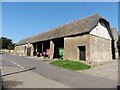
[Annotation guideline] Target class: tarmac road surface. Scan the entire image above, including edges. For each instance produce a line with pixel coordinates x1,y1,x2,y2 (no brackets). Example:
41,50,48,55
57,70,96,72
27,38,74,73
2,54,118,88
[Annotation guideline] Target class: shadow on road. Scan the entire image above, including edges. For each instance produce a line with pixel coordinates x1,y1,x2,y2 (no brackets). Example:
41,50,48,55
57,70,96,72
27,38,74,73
2,80,23,88
2,67,36,77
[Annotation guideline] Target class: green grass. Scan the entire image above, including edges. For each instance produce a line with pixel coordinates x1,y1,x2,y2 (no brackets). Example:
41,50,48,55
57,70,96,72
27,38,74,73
50,60,91,70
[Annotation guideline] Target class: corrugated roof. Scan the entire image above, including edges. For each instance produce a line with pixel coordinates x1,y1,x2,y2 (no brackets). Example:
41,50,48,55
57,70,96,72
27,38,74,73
16,14,111,46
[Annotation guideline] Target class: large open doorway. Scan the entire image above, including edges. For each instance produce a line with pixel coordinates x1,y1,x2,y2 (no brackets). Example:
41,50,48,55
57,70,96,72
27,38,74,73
78,46,86,61
53,38,64,59
33,41,50,57
43,41,50,57
33,42,42,56
112,40,116,59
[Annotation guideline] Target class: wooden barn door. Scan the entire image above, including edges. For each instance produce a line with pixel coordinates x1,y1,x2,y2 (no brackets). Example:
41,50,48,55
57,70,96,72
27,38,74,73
78,46,86,61
27,47,31,56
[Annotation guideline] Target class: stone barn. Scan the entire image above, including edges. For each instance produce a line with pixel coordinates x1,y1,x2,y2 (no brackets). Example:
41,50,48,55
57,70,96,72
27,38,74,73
14,14,119,63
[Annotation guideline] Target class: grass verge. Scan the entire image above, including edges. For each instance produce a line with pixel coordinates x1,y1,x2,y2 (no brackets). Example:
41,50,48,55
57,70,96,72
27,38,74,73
50,60,91,70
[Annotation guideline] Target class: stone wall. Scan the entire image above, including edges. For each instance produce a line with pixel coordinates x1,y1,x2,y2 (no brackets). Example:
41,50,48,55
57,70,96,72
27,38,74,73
89,35,112,62
14,43,34,56
64,34,90,61
14,46,26,56
14,34,113,62
63,34,112,62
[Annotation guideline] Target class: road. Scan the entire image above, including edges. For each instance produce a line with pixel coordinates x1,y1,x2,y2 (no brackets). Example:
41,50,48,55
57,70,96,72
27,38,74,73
2,54,118,88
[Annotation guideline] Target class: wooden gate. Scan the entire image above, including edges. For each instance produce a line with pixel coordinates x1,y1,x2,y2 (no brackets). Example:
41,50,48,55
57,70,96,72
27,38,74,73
78,46,86,61
27,47,31,56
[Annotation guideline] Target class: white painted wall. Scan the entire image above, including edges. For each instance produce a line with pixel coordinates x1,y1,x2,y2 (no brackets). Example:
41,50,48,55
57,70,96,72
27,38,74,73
90,22,111,40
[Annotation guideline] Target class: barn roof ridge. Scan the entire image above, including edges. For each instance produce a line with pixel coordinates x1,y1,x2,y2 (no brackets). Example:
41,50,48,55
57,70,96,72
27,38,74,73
16,14,110,46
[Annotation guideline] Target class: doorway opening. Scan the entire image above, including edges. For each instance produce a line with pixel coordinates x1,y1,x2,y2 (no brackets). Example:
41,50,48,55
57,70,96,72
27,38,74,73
112,40,116,59
33,42,42,56
27,47,31,56
53,38,64,59
33,41,50,57
78,46,86,61
43,41,50,57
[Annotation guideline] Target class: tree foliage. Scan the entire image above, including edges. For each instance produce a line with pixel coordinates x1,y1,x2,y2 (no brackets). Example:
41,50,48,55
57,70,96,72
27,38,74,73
0,37,15,50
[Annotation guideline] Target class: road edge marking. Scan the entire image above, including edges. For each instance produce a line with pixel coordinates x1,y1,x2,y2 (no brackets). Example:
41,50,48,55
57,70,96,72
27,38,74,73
11,61,25,69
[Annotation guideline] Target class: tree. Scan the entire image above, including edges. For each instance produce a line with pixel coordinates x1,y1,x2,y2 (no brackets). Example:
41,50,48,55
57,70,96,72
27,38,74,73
8,44,14,50
0,37,15,50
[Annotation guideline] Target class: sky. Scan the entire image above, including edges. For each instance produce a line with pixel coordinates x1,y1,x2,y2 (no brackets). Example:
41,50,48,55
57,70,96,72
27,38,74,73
2,2,119,43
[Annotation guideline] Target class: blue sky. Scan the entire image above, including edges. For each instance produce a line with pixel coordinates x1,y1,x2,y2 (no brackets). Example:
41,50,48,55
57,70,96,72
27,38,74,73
2,2,118,43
